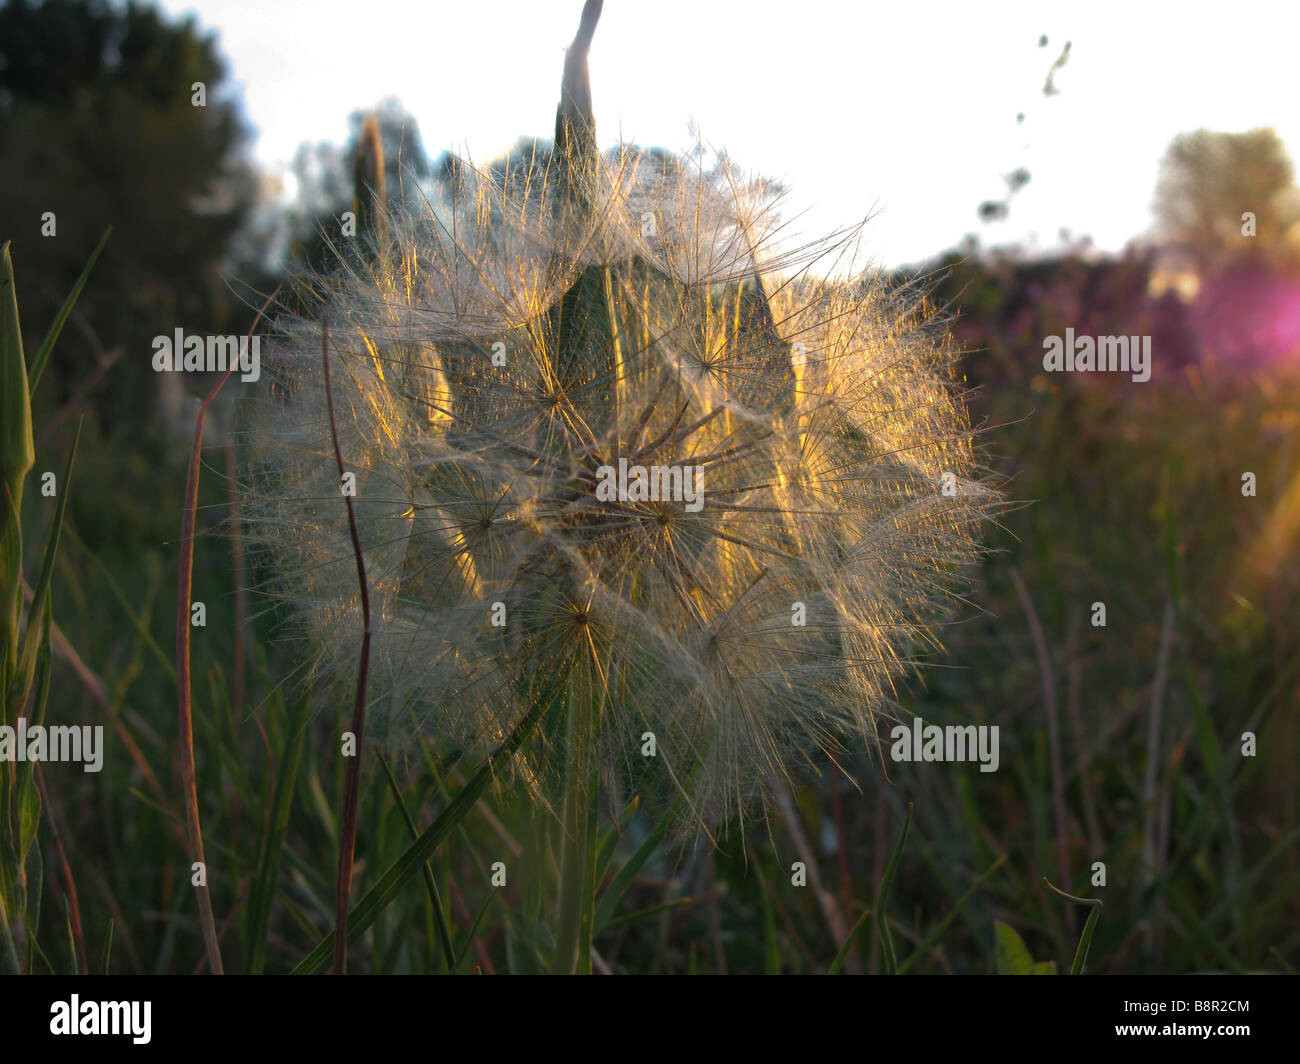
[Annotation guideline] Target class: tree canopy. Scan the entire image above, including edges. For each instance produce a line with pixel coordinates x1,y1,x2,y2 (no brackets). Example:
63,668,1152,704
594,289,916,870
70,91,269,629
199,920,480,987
0,0,257,422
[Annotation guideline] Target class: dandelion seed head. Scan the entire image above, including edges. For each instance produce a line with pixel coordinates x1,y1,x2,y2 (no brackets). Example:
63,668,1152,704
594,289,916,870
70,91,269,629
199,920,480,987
242,128,999,832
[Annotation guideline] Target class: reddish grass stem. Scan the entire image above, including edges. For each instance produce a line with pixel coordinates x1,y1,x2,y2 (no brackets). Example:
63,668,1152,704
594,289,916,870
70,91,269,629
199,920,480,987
176,288,278,977
320,309,373,975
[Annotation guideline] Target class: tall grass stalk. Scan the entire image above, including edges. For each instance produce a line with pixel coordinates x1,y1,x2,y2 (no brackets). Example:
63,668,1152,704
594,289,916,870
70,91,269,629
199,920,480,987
176,288,277,975
1,238,102,973
320,309,374,976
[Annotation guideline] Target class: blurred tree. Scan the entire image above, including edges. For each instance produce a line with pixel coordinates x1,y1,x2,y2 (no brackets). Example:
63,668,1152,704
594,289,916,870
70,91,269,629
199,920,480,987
286,97,431,274
0,0,257,426
1154,128,1300,273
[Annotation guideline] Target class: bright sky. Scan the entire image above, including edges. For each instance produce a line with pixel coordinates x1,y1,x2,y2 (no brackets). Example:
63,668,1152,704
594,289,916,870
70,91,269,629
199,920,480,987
156,0,1300,269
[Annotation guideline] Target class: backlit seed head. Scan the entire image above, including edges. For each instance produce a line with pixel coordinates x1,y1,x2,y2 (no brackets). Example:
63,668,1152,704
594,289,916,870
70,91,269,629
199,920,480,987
240,13,1000,833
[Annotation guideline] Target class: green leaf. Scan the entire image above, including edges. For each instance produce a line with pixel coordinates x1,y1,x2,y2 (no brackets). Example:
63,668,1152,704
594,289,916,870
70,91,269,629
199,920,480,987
875,802,912,975
61,892,77,974
827,908,871,976
12,420,80,710
291,680,558,975
829,802,913,975
593,822,622,892
375,744,455,974
245,706,308,974
1069,906,1101,975
593,791,684,934
594,794,639,890
22,837,41,974
453,892,496,972
28,228,111,394
16,777,41,867
100,919,115,975
0,243,32,691
22,923,50,974
602,897,693,931
1041,876,1103,975
66,529,175,682
994,921,1037,975
0,243,34,492
897,853,1007,974
0,890,19,974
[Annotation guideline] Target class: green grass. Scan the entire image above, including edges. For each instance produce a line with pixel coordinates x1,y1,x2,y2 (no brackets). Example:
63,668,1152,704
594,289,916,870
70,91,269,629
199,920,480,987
6,236,1298,974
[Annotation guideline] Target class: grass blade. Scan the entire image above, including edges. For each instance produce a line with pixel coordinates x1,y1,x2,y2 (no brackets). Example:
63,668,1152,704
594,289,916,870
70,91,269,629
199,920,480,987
12,420,81,709
898,853,1006,974
291,679,560,975
827,908,872,976
1042,876,1103,975
603,897,694,932
829,802,913,975
1,241,33,690
875,802,913,974
375,745,456,973
593,791,684,934
245,707,308,974
100,919,115,974
453,891,496,972
28,227,111,394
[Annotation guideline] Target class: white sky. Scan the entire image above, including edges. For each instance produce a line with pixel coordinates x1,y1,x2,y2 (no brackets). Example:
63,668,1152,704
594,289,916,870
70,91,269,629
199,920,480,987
157,0,1300,269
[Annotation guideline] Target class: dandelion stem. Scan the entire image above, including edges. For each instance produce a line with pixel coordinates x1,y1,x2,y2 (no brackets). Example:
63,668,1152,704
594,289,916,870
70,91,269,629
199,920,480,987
322,306,374,976
553,645,604,974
